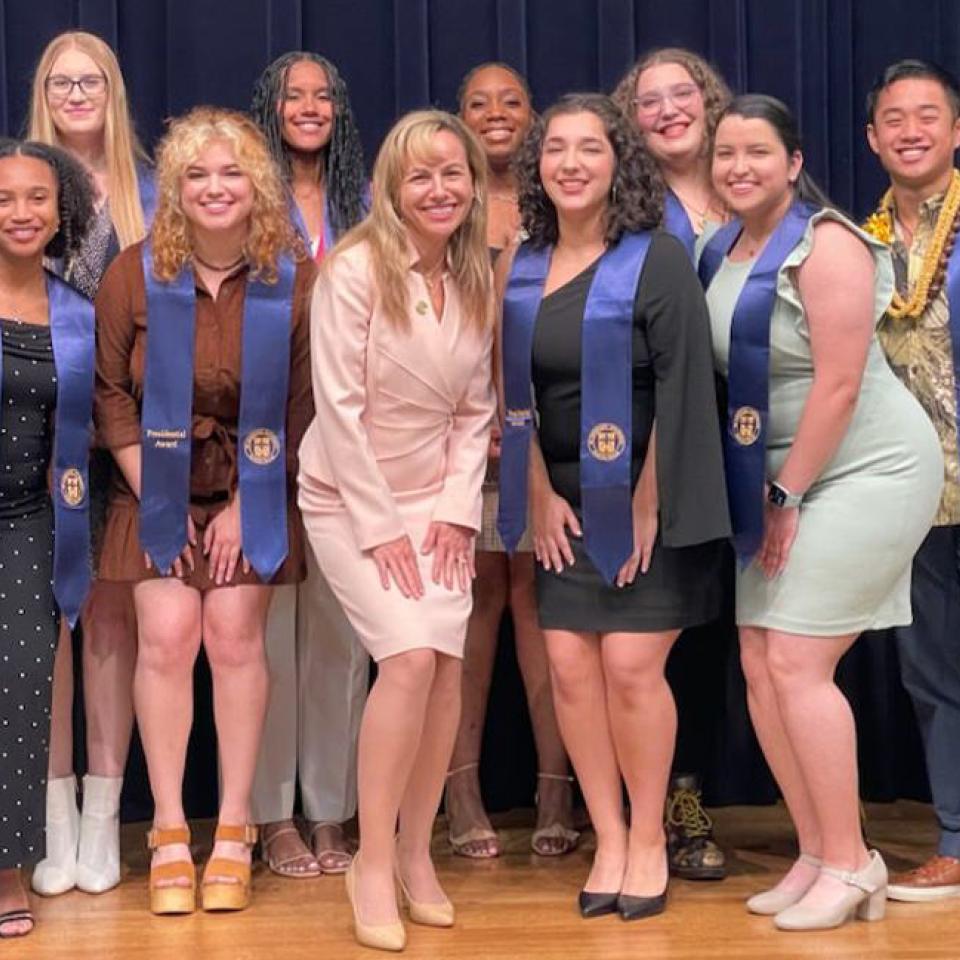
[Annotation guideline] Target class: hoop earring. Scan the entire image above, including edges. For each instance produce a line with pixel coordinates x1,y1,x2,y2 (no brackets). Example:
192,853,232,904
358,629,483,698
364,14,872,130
611,183,619,204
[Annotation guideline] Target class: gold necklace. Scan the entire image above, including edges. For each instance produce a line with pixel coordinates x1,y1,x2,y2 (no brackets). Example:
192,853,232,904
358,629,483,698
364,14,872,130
862,169,960,320
420,264,444,291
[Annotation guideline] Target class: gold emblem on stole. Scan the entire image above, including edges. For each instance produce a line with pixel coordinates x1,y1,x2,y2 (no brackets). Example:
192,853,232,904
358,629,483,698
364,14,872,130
243,428,281,466
59,468,86,507
587,422,626,462
730,406,761,446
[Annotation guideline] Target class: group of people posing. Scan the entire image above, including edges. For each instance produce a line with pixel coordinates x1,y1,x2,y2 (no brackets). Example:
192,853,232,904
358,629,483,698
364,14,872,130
0,27,958,953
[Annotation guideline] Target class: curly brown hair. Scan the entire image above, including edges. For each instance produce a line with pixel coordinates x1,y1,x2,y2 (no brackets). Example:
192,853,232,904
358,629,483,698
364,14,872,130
612,47,731,151
151,106,303,282
515,93,663,247
0,138,93,261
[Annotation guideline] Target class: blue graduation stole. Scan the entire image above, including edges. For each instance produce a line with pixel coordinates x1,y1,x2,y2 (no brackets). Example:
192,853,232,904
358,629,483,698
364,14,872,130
699,201,817,560
136,166,158,227
497,232,652,583
139,246,296,579
289,195,335,256
663,190,697,262
0,273,94,625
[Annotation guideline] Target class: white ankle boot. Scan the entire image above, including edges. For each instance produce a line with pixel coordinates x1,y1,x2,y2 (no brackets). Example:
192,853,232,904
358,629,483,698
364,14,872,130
31,775,79,896
76,775,123,894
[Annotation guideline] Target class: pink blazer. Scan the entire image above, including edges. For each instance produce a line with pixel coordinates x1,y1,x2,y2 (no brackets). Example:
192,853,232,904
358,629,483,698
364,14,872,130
298,239,495,552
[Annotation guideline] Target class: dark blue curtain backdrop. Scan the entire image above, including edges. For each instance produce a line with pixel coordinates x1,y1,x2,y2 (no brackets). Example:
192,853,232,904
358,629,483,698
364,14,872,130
1,0,945,817
4,0,960,216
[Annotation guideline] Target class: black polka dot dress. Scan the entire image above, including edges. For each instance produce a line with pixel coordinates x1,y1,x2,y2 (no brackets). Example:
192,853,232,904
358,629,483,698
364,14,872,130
0,317,58,869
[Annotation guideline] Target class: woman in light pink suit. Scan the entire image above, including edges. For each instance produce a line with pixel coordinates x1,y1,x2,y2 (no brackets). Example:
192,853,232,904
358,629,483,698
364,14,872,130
298,110,494,952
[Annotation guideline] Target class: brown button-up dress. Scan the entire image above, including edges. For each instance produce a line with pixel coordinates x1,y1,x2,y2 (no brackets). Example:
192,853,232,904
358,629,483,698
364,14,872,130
94,241,315,588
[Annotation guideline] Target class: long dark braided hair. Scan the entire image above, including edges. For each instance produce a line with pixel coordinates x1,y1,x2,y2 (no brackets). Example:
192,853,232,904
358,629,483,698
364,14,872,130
0,138,93,262
250,51,366,241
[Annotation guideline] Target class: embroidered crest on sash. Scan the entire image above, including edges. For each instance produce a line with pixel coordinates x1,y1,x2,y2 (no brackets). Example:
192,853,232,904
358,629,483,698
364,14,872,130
243,428,281,466
587,422,627,461
730,406,761,446
59,467,86,507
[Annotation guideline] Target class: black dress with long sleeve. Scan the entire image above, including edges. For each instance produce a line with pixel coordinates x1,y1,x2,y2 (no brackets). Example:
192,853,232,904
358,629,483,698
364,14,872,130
0,318,59,868
531,232,730,631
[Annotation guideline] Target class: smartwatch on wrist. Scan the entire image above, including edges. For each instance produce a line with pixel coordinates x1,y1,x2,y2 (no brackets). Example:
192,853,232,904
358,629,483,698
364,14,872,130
767,480,802,509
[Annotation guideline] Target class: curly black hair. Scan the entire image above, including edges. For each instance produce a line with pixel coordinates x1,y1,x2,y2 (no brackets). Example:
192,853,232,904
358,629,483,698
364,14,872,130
250,51,366,240
0,138,93,261
515,93,663,247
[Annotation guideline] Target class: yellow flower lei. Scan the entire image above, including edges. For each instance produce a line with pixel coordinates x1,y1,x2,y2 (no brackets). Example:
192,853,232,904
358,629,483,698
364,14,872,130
862,169,960,320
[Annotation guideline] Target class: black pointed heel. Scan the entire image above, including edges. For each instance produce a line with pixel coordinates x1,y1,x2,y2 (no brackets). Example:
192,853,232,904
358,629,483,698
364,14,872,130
578,890,619,918
617,888,667,921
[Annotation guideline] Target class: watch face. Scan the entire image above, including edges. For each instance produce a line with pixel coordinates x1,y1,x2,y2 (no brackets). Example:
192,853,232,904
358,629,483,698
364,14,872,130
768,484,787,507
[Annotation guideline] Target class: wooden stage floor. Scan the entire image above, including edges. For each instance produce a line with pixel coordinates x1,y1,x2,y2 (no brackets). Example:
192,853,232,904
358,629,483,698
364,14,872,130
17,801,959,959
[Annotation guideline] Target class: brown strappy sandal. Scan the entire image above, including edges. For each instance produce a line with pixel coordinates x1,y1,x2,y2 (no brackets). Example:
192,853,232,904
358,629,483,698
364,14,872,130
147,825,195,915
201,824,258,912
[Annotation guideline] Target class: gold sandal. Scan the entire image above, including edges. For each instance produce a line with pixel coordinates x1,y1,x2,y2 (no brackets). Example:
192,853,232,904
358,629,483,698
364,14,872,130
445,762,500,859
309,821,353,875
531,773,580,857
201,824,258,912
261,821,321,879
147,825,195,915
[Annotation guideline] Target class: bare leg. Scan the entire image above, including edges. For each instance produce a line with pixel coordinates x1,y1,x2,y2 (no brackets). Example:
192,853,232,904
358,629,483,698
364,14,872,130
766,629,868,909
602,630,678,896
354,649,437,926
445,552,507,857
133,579,202,886
202,585,273,881
32,620,78,894
82,582,137,777
0,869,32,937
397,654,462,902
47,621,73,780
510,554,573,853
544,628,627,893
740,626,823,896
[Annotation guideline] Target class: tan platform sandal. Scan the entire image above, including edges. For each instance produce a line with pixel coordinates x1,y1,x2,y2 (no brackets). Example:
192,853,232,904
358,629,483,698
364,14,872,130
531,773,580,857
445,762,500,859
147,825,195,915
201,824,258,912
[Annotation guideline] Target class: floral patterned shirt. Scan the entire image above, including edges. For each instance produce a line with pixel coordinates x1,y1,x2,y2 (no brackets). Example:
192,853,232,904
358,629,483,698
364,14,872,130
877,189,959,526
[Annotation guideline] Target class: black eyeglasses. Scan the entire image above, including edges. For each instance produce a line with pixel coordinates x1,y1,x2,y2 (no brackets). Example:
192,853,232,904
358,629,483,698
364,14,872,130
45,74,107,100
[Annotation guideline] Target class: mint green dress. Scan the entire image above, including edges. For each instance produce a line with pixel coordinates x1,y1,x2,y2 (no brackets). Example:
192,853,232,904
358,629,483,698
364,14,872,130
705,209,943,636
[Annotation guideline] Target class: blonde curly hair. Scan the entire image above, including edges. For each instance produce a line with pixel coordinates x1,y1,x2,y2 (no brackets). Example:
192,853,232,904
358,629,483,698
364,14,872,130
612,47,731,152
150,106,302,282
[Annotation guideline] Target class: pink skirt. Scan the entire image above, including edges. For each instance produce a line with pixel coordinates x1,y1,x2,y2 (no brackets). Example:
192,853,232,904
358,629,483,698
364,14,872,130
301,496,472,662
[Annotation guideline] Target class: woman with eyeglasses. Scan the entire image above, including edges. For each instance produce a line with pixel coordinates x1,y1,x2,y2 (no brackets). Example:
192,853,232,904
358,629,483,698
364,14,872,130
26,30,154,898
612,47,732,883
